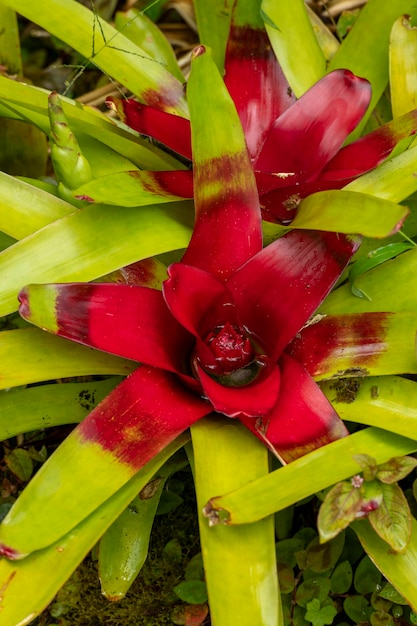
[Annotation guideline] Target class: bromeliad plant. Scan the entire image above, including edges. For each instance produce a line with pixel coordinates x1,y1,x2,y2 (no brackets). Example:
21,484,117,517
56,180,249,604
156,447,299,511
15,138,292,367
2,0,417,624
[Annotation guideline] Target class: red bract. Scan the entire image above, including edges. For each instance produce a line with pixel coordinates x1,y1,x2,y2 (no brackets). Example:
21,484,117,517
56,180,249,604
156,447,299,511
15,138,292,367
1,45,374,559
18,48,361,464
18,234,358,464
110,18,417,224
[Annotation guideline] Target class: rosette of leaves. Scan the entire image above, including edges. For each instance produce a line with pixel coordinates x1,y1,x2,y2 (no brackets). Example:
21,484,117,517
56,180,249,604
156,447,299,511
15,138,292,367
0,1,417,625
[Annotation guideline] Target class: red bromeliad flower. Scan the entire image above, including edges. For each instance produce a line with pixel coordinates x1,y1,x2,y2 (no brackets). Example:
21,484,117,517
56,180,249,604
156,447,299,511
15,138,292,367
16,48,358,473
108,14,417,224
2,45,407,560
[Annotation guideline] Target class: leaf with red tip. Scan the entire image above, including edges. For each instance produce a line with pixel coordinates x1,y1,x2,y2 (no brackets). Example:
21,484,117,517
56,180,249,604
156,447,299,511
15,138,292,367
110,98,192,161
19,283,193,375
224,12,294,159
321,109,417,180
227,230,359,361
74,169,193,206
240,353,348,463
0,366,210,556
114,257,168,289
181,46,262,279
254,70,371,182
288,312,417,380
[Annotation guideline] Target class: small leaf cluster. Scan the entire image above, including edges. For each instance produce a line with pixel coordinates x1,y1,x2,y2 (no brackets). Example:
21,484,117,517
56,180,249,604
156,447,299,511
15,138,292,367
277,524,414,625
318,455,417,552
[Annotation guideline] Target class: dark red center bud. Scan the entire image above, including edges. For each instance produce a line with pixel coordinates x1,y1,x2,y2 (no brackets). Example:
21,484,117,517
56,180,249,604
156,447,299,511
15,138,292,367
204,322,254,375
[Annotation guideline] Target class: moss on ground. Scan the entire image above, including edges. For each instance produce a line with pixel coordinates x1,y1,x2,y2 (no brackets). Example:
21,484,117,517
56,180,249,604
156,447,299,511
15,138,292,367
33,469,205,626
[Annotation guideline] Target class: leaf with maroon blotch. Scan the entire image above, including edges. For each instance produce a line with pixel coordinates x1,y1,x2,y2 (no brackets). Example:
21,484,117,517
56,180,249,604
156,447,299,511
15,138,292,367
318,481,364,543
368,482,412,552
376,456,417,484
73,169,193,207
181,46,262,279
288,312,417,380
0,366,211,557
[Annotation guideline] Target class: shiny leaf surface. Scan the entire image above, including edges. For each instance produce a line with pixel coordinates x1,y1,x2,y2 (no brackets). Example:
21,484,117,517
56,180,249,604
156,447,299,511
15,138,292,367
0,201,193,317
203,429,417,525
0,367,209,557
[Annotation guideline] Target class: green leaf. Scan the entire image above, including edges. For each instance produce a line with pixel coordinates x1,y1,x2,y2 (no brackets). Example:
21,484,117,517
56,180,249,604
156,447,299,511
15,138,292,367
368,482,412,552
305,312,417,382
348,243,414,301
376,456,417,484
0,5,22,74
0,329,133,390
193,0,233,71
277,562,295,594
260,0,325,96
320,376,417,442
318,482,363,543
343,595,372,623
389,15,417,118
378,583,408,605
174,580,208,605
370,610,395,626
306,6,339,62
354,555,382,594
354,518,417,611
185,553,205,581
304,533,345,573
329,0,417,138
190,417,281,626
115,8,183,81
321,247,417,315
276,537,305,569
289,191,409,238
99,453,186,600
304,598,337,626
353,454,378,480
0,171,74,240
0,378,121,441
163,538,182,563
204,428,417,525
0,201,193,317
0,75,183,172
4,449,33,482
330,561,353,595
73,170,188,207
361,479,384,511
0,0,187,114
295,577,331,609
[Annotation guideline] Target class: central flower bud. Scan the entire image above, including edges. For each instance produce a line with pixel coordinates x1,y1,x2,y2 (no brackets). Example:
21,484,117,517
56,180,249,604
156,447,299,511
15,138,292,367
192,322,270,388
205,322,254,375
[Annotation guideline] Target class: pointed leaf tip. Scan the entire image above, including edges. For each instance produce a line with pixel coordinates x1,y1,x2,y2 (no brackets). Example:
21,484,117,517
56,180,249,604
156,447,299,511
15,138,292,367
0,543,24,560
192,45,207,60
17,287,29,319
